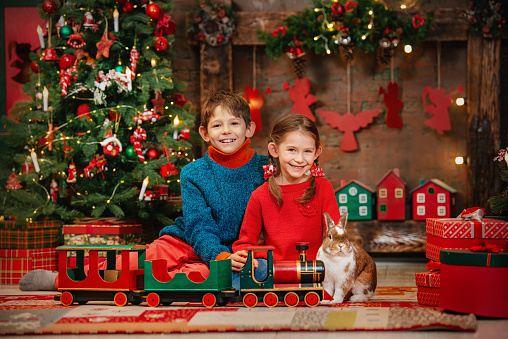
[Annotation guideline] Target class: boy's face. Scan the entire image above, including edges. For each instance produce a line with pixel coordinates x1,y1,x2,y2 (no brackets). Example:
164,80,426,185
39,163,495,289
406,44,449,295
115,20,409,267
199,105,255,154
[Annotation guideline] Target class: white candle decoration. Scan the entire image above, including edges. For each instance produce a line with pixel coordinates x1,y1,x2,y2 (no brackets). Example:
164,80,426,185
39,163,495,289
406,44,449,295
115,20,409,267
31,150,40,173
126,67,132,91
138,176,149,201
37,25,45,49
113,9,119,33
43,87,49,111
173,115,179,139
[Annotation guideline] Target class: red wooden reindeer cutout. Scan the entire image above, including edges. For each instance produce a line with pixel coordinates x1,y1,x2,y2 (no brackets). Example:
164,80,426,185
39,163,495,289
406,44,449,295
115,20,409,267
283,77,318,121
244,86,271,134
422,84,463,134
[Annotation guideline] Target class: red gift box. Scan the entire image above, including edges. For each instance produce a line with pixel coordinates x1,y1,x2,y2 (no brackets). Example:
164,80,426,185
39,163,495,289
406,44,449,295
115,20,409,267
417,286,440,307
440,249,508,318
0,248,58,284
415,270,441,288
415,270,441,307
63,223,142,235
426,234,507,261
0,220,62,249
426,218,508,239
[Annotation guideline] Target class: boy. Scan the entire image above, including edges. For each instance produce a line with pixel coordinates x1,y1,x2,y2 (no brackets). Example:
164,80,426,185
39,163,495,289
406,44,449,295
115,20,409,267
20,90,267,290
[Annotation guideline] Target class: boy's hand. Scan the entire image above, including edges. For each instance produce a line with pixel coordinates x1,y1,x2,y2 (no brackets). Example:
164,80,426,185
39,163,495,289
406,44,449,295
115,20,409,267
229,250,258,272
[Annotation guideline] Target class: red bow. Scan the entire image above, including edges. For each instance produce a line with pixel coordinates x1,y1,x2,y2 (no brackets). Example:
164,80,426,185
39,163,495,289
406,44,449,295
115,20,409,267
345,1,358,12
412,15,425,29
459,207,484,222
470,241,500,253
309,164,325,177
331,2,343,15
272,26,286,38
263,165,277,179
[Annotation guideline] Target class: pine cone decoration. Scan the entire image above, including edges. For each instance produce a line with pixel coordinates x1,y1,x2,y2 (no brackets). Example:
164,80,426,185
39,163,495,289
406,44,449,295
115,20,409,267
287,53,307,79
339,44,356,63
376,45,393,66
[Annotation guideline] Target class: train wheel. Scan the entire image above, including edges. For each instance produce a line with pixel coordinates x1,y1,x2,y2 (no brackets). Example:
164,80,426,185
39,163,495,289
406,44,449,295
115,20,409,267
114,292,128,307
243,293,258,308
202,293,217,308
60,291,74,306
304,292,320,307
146,292,160,307
284,292,299,307
263,292,278,308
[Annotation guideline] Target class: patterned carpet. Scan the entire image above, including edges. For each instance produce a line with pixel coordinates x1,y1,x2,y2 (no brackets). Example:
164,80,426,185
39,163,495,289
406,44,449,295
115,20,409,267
0,287,476,335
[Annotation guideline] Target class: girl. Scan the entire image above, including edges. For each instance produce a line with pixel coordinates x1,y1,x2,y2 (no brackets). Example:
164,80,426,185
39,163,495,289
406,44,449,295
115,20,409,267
232,113,341,273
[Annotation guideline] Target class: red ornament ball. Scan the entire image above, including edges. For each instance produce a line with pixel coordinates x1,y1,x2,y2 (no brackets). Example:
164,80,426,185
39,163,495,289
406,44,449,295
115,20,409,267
123,2,134,13
77,103,91,118
147,148,160,159
42,0,57,14
59,54,76,69
30,61,40,73
145,2,163,20
159,19,176,36
154,36,168,51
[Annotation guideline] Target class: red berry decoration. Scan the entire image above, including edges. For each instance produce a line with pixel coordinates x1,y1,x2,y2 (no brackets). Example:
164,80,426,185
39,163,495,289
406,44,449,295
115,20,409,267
146,3,163,21
147,148,160,160
154,36,168,51
123,2,134,13
42,0,57,14
59,54,76,69
30,61,40,73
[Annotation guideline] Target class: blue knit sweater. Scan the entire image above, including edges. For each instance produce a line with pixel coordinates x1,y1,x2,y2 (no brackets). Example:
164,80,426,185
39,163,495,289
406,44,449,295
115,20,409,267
159,151,268,264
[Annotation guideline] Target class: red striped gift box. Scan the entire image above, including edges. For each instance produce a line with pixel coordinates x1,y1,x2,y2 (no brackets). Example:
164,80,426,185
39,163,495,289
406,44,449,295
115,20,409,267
0,248,58,284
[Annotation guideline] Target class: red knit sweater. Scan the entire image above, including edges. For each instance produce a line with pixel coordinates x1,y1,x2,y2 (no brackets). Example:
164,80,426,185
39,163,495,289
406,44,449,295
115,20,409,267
233,178,341,262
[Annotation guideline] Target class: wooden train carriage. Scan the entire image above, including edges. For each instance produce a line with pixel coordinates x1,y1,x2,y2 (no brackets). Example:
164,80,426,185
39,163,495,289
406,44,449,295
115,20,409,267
55,244,148,306
142,258,236,307
240,246,324,308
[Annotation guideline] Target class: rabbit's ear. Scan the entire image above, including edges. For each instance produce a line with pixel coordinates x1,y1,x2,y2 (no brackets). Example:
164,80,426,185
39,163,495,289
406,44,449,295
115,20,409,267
338,213,348,230
324,212,336,230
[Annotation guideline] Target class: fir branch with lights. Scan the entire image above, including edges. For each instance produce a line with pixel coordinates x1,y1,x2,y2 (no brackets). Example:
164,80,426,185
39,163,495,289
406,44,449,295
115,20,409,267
488,148,508,216
259,0,431,59
463,0,507,38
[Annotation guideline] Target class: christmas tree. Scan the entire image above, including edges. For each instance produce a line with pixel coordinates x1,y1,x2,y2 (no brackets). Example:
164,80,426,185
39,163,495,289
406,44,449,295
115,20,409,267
488,148,508,216
0,0,198,236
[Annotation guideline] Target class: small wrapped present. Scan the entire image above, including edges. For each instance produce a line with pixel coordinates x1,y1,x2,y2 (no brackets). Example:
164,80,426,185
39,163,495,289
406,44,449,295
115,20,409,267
415,270,441,306
440,249,508,318
0,248,58,284
0,220,62,249
63,221,142,235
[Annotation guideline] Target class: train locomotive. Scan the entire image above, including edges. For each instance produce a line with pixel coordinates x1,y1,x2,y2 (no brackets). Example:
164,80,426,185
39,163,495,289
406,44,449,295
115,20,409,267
55,242,325,308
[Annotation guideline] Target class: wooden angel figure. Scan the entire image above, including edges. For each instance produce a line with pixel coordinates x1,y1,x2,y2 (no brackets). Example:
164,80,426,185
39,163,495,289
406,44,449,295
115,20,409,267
422,84,463,134
283,77,317,121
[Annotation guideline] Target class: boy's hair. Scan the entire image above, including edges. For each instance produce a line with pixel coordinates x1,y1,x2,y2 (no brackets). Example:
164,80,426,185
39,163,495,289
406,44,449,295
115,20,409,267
268,114,322,207
201,90,251,128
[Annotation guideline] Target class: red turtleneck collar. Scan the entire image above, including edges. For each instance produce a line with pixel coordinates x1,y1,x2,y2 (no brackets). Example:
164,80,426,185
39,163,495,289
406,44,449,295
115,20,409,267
208,138,255,169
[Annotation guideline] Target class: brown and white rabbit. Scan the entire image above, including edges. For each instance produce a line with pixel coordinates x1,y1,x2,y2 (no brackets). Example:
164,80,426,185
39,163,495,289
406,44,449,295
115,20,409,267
317,212,377,304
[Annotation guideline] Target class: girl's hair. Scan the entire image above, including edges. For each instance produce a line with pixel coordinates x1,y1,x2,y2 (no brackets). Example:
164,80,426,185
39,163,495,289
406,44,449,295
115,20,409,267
268,114,321,207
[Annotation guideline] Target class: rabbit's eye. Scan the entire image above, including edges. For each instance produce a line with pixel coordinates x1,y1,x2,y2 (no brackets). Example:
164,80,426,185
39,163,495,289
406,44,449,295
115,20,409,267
328,235,332,239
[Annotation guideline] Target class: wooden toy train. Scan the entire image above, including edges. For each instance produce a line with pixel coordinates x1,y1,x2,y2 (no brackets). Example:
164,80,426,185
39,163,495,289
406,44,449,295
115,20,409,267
54,242,325,308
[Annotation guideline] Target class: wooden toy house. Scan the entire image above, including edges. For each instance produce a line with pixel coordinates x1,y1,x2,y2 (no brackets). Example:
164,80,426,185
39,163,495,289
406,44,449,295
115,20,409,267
411,179,457,220
335,179,375,220
376,169,407,220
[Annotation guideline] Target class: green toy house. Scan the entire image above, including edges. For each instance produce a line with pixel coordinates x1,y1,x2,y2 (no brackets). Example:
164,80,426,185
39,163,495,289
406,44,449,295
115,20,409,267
335,180,375,220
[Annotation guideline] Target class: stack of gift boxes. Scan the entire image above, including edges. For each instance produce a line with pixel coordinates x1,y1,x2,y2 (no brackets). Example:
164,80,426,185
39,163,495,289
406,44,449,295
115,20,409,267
0,220,61,284
62,220,143,267
416,214,508,318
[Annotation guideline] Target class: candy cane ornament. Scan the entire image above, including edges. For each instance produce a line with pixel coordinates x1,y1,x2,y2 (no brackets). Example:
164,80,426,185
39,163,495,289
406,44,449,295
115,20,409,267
130,127,146,161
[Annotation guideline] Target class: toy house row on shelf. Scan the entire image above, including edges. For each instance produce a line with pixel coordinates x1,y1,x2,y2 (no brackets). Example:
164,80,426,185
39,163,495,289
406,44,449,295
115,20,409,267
334,169,457,221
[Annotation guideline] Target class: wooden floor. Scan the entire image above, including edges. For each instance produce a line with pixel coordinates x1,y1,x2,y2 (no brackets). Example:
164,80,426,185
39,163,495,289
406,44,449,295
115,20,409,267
2,258,507,339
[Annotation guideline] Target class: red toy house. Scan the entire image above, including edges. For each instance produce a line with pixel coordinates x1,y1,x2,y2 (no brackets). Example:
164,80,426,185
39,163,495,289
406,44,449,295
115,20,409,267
376,168,407,220
411,179,456,220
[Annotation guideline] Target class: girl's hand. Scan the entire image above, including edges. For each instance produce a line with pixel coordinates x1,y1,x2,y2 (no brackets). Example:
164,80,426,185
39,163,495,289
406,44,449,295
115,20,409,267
229,250,256,272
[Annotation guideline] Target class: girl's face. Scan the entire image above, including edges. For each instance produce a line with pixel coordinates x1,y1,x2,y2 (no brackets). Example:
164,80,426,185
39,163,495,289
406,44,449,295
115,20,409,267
268,130,322,185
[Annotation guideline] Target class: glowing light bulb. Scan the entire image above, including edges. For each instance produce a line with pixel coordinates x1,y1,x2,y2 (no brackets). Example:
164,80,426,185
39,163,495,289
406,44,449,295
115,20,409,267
455,157,464,165
404,45,412,53
456,97,465,106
